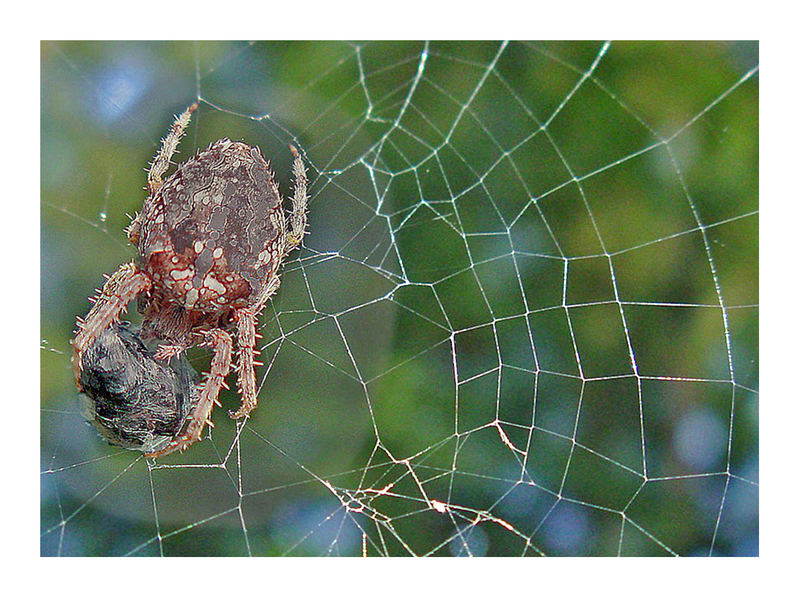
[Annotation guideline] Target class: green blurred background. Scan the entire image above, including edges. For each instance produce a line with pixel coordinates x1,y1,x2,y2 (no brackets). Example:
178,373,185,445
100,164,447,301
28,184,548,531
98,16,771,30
41,41,758,556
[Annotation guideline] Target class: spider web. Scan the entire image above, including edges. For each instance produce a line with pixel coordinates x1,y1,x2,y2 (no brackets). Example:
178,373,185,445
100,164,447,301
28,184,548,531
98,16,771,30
41,40,759,557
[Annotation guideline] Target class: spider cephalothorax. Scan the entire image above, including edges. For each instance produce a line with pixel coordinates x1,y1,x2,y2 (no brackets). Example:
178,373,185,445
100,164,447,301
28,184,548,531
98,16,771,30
71,103,309,457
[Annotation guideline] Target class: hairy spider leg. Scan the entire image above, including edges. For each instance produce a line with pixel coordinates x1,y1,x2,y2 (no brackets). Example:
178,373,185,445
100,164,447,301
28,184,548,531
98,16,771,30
286,144,309,253
230,307,260,419
127,103,199,246
230,276,280,419
72,262,152,388
146,329,233,458
147,102,198,195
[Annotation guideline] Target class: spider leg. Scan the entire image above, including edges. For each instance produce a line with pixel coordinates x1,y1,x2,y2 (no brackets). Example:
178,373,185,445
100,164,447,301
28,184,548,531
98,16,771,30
153,343,187,361
229,274,281,419
230,306,263,419
285,144,309,253
146,329,233,458
72,262,151,389
147,102,198,195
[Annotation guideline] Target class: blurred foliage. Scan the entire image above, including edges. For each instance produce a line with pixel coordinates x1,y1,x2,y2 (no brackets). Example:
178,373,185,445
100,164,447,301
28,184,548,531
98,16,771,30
41,41,757,556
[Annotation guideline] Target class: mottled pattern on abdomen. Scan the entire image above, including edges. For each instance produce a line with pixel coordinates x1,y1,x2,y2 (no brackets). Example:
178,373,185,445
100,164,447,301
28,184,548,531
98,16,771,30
138,139,286,313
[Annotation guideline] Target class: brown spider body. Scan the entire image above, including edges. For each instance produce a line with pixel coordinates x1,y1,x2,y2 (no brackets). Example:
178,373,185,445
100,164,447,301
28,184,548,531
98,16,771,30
71,104,309,458
130,138,286,347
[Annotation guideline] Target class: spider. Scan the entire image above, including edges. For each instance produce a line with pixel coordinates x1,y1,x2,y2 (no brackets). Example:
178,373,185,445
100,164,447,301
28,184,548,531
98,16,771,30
71,103,309,458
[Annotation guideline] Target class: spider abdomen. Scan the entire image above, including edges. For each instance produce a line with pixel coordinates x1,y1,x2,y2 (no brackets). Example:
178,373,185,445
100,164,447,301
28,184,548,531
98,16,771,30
138,139,286,315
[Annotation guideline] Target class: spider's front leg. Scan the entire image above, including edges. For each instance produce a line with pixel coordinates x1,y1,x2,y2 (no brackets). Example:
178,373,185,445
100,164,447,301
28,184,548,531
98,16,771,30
285,144,309,253
146,329,233,458
147,102,198,195
72,262,151,389
127,104,199,244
